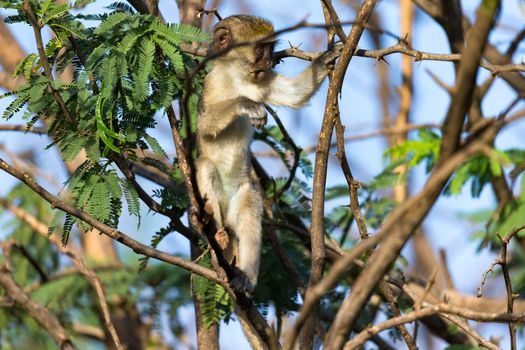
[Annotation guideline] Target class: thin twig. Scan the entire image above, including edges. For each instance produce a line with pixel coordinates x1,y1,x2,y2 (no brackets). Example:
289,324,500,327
21,0,77,128
438,249,455,290
113,156,200,244
344,303,511,350
0,199,123,349
377,281,417,350
478,224,525,350
0,157,222,284
415,268,437,310
272,41,525,74
440,313,500,350
265,106,302,199
196,7,222,21
0,125,47,134
320,0,348,43
0,241,77,350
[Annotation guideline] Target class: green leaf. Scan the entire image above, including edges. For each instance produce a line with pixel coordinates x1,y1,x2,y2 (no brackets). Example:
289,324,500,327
102,171,122,199
150,21,210,45
99,55,118,97
85,44,107,71
121,179,141,223
13,53,38,79
144,134,167,158
95,95,124,153
2,93,29,120
448,163,470,195
93,12,130,35
42,3,69,24
89,181,111,223
132,37,155,101
61,213,75,246
61,137,84,162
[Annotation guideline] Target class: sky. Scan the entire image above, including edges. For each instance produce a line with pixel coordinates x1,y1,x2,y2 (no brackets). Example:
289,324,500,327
1,0,525,349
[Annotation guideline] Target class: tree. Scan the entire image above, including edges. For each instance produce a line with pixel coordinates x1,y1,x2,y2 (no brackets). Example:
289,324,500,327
0,0,524,349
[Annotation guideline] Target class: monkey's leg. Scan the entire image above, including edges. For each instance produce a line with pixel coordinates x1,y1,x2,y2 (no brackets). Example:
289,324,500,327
195,156,224,228
226,182,263,293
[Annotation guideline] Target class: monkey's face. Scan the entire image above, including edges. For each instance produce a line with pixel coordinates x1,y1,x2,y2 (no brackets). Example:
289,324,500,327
249,42,275,81
211,15,276,81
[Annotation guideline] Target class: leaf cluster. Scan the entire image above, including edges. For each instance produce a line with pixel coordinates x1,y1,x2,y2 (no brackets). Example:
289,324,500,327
1,1,209,240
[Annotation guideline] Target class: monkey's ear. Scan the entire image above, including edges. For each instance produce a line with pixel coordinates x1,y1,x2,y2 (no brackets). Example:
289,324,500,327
212,27,232,52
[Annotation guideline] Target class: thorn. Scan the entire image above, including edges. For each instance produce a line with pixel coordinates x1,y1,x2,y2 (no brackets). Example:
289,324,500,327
376,56,390,66
288,40,302,50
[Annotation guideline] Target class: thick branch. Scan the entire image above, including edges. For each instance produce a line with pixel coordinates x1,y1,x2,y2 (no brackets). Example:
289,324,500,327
300,1,379,348
0,21,26,73
0,251,76,350
0,124,47,134
344,303,520,350
439,0,500,161
0,157,221,285
0,199,124,349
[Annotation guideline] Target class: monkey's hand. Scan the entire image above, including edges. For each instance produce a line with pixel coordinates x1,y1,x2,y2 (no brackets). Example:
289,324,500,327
317,42,343,68
243,101,267,129
250,113,267,129
230,267,256,294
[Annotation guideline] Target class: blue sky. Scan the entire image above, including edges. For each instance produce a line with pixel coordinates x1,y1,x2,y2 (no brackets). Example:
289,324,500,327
1,0,524,348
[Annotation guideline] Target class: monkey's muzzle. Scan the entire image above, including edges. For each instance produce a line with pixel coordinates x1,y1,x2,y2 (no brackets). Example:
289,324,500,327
250,69,268,81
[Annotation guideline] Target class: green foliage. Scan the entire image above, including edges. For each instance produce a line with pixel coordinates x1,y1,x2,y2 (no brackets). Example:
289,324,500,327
446,149,510,197
13,53,38,79
270,178,312,219
254,228,308,314
0,181,193,347
1,1,208,236
255,125,313,181
138,223,176,270
192,251,234,327
144,134,167,159
467,174,525,248
384,128,441,173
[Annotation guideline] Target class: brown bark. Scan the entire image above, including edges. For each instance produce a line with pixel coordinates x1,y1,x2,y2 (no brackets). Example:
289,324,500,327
0,263,77,350
175,1,221,348
66,150,142,349
0,21,25,73
392,0,413,203
301,1,378,348
323,3,501,348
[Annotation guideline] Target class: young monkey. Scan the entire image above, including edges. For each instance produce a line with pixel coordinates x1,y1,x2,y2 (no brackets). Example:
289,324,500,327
196,15,339,293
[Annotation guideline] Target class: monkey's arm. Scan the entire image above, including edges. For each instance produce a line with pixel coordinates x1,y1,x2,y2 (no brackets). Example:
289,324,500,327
198,97,266,136
264,49,340,108
264,61,328,108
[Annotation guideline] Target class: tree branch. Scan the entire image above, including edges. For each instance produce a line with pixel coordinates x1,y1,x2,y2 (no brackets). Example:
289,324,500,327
344,303,519,350
21,0,77,128
0,157,222,285
0,198,124,349
0,242,77,350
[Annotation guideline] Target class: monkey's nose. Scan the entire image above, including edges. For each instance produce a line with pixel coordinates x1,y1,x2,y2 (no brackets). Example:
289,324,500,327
254,70,267,80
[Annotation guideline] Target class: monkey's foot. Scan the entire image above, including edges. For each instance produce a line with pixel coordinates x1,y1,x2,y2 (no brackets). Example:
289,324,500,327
230,269,256,294
203,200,215,217
215,227,229,250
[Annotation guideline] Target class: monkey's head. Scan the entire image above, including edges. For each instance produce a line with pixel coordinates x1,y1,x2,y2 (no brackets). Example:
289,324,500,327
211,15,276,81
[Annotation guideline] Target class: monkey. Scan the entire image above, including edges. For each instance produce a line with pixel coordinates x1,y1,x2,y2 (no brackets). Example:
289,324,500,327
196,15,340,293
